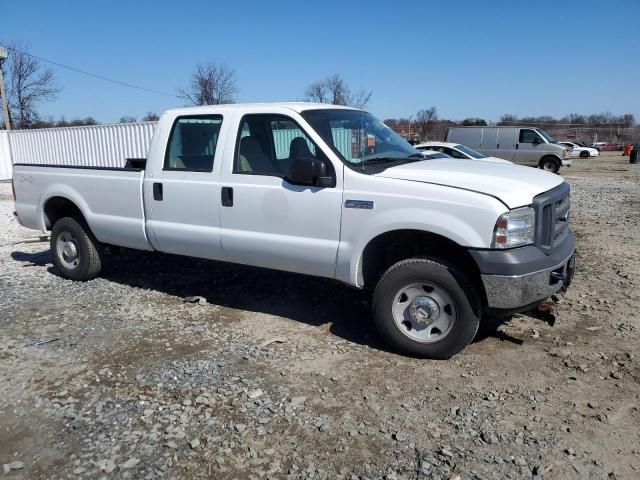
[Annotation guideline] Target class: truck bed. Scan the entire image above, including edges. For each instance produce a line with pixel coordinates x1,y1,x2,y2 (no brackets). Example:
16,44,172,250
13,164,152,251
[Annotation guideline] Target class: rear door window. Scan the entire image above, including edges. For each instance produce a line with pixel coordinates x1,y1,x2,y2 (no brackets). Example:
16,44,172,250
164,116,222,171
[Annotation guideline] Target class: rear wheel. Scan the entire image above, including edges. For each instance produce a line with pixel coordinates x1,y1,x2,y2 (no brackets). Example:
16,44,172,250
579,150,589,159
372,257,480,359
51,217,102,281
540,157,560,173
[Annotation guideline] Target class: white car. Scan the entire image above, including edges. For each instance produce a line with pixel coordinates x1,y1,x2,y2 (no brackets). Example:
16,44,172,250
417,149,452,160
415,141,512,164
559,142,599,158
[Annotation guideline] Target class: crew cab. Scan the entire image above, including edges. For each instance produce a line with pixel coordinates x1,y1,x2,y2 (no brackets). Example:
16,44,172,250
13,103,576,358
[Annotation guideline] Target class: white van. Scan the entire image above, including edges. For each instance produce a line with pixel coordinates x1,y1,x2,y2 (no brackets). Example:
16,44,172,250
446,126,571,173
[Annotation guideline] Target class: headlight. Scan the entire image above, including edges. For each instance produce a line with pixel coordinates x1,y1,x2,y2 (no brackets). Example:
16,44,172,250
492,207,536,249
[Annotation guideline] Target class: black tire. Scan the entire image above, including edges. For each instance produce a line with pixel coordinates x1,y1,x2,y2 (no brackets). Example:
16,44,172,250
372,257,480,359
540,157,560,174
50,216,102,281
579,150,589,159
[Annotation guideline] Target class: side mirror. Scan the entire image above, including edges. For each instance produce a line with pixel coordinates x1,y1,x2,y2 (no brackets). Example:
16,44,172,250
286,157,335,188
533,136,542,144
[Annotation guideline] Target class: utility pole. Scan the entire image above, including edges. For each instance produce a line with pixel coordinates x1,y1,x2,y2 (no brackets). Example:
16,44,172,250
0,46,11,130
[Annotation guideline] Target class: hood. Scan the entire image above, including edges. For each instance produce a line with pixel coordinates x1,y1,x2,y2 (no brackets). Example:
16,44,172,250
483,156,512,164
375,158,563,208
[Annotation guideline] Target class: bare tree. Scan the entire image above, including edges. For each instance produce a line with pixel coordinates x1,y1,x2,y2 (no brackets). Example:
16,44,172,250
621,114,635,127
415,106,438,139
461,117,487,126
178,62,237,106
305,80,328,104
142,112,159,121
498,114,517,125
304,74,372,108
119,116,137,123
1,42,61,128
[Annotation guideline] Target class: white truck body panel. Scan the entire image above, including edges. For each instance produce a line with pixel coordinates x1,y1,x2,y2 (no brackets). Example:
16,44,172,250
376,158,562,209
14,165,151,251
338,170,507,286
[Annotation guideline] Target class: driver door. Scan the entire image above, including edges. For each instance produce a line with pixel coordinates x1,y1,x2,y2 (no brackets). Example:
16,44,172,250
218,113,343,278
516,128,544,165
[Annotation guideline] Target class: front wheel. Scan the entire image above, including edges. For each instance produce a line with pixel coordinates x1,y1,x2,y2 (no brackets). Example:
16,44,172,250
579,150,589,159
51,217,102,281
372,257,480,359
540,157,560,173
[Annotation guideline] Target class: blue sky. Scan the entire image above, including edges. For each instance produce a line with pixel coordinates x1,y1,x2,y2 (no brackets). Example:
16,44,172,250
3,0,639,123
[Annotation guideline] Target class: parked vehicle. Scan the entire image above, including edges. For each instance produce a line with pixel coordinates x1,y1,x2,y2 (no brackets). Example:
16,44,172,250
415,141,512,164
558,141,599,159
416,149,452,160
591,142,623,152
446,126,571,173
13,103,576,359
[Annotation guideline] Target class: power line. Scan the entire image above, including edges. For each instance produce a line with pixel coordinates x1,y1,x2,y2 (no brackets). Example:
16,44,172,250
7,46,180,98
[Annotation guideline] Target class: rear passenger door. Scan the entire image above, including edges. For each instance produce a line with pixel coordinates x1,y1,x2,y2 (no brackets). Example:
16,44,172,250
218,113,342,278
145,115,226,260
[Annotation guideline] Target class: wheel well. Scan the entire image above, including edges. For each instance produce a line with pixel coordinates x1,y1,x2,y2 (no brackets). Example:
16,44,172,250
43,196,84,230
360,229,485,300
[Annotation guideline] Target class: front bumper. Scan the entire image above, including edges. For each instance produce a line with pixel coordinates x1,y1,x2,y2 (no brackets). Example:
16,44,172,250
480,251,575,309
470,232,576,310
561,158,573,167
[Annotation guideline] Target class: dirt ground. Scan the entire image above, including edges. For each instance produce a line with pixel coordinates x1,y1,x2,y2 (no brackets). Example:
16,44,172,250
1,152,639,479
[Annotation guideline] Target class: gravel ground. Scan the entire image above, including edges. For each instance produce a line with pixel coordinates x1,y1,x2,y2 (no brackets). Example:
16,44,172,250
1,153,639,479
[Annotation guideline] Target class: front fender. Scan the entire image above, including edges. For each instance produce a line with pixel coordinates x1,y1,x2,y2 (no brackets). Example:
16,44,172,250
336,202,503,287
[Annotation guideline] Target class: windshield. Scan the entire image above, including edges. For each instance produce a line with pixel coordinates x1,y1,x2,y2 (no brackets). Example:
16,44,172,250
301,109,418,167
455,144,486,159
536,128,557,143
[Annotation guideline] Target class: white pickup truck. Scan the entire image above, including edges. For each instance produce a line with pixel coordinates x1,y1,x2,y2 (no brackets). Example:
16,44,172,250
13,103,576,358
